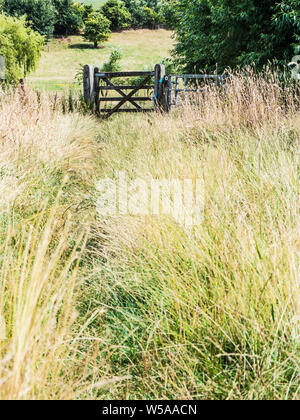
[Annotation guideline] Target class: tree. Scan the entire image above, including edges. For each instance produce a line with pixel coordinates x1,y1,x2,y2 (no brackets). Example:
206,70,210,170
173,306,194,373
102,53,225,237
83,12,111,48
172,0,300,73
0,13,44,84
3,0,55,37
82,4,94,21
52,0,82,35
101,0,131,31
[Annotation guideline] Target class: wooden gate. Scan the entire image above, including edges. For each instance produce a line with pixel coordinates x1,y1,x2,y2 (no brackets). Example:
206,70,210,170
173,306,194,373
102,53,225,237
83,64,168,117
83,64,227,117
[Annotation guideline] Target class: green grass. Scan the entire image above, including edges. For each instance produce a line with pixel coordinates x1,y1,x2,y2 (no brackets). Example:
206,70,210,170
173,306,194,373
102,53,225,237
27,29,174,91
79,73,300,399
1,70,299,399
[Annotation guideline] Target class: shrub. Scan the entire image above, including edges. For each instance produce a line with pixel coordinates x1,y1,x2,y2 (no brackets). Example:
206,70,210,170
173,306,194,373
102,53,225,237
101,48,122,72
142,6,159,27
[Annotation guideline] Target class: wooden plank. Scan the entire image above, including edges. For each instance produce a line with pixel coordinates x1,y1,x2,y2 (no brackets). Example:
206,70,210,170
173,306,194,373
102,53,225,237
102,77,143,110
107,75,152,117
94,66,99,112
99,109,154,113
95,71,154,78
98,85,153,91
98,97,152,102
161,75,170,113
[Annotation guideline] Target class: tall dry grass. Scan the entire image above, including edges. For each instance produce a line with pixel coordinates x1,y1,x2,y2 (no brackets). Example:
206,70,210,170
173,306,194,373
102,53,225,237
0,69,299,399
0,89,107,399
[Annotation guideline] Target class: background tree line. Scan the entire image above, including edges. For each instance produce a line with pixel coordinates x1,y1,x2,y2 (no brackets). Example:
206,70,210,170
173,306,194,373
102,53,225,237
0,0,167,39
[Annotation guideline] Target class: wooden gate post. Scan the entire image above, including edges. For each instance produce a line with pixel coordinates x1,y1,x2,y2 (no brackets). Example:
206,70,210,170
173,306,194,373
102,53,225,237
83,64,95,107
161,76,171,113
0,55,5,81
154,64,165,112
167,75,173,111
94,66,100,113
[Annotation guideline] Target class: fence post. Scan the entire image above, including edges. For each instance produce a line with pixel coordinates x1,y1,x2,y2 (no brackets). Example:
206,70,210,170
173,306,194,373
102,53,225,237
154,64,166,112
94,66,99,113
161,76,171,113
167,75,173,111
83,64,95,107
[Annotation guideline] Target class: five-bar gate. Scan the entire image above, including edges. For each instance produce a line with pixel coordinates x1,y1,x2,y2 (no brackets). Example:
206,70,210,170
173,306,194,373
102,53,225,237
83,64,167,117
83,64,227,117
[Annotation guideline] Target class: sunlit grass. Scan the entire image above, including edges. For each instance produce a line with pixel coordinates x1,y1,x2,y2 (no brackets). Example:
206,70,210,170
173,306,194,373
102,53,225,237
27,30,174,91
1,69,299,399
0,90,103,398
82,70,300,399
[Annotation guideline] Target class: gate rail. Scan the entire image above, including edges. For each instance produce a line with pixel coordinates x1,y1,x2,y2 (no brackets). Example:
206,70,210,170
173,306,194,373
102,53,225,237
168,74,228,107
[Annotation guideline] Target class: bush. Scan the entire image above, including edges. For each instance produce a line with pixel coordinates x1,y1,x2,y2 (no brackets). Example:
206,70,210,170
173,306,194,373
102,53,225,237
3,0,85,36
0,13,44,84
101,48,122,72
101,0,131,31
142,6,159,27
122,0,143,28
123,0,164,28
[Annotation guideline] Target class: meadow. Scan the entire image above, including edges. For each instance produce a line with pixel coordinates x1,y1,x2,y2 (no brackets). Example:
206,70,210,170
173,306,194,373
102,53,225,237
27,30,174,91
0,69,299,399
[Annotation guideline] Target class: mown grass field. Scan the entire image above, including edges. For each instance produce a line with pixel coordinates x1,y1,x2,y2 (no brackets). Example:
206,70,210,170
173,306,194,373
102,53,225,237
27,29,174,91
0,70,299,399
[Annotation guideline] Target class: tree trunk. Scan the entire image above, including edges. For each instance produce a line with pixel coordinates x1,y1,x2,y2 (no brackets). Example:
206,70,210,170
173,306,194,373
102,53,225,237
94,41,98,48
